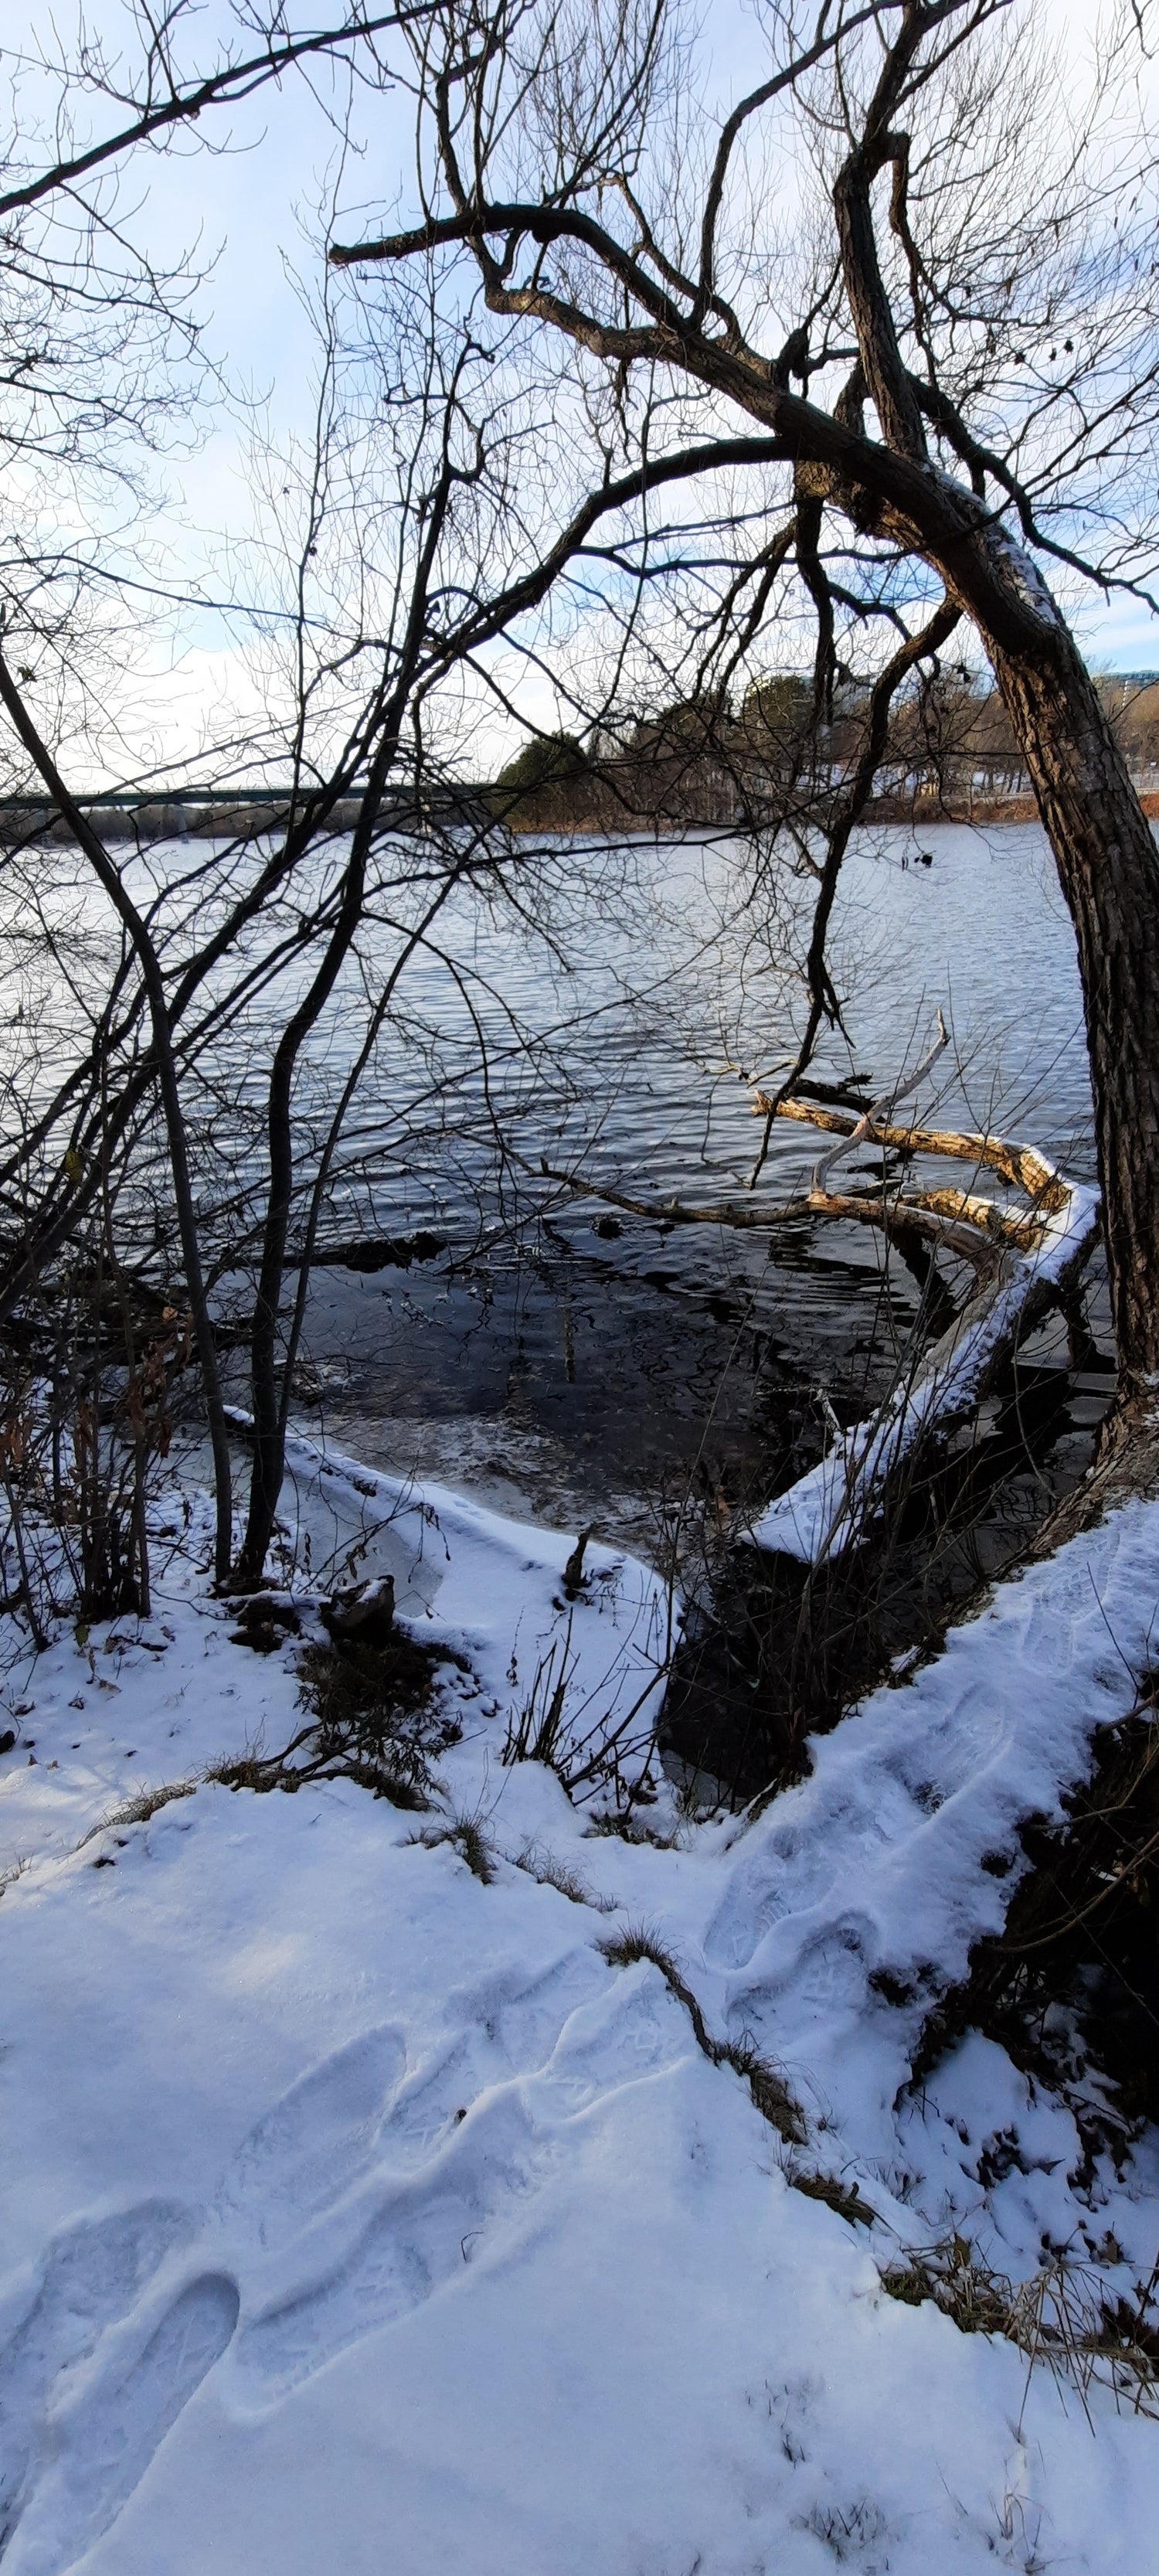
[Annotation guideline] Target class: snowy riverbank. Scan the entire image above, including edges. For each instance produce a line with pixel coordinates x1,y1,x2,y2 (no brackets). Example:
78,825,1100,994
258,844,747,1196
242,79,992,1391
2,1441,1159,2573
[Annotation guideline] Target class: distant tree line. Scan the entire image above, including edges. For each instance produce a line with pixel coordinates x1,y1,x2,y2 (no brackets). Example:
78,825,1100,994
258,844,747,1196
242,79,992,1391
491,672,1159,832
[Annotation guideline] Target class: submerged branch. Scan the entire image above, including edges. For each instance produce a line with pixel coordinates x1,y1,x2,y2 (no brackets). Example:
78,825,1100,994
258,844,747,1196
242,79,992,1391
750,1128,1100,1567
538,1070,1098,1572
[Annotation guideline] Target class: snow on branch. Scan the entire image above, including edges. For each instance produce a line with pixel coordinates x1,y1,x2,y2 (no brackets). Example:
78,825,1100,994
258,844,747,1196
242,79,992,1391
749,1084,1099,1565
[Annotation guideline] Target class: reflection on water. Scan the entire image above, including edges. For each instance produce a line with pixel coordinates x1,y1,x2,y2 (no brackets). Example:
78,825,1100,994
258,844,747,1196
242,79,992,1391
274,820,1110,1552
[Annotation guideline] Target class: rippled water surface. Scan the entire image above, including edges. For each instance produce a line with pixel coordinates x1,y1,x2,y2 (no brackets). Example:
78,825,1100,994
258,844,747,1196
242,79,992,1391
267,818,1106,1550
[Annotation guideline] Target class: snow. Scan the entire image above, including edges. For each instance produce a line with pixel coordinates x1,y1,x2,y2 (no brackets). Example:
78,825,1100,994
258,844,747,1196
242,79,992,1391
752,1161,1099,1562
275,1427,676,1788
919,468,1062,634
987,521,1064,631
2,1437,1159,2574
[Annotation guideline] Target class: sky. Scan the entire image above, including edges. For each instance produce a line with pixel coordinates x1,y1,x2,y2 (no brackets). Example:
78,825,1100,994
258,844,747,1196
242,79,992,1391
5,0,1159,783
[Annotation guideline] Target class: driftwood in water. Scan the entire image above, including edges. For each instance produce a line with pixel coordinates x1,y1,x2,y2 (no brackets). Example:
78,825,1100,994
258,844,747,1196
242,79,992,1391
535,1031,1100,1567
747,1085,1099,1564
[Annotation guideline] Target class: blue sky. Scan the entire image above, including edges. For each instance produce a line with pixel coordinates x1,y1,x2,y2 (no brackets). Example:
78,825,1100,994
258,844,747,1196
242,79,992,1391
5,0,1158,778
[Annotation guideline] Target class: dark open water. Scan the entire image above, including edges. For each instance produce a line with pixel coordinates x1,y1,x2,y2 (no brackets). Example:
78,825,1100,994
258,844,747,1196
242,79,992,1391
276,819,1110,1560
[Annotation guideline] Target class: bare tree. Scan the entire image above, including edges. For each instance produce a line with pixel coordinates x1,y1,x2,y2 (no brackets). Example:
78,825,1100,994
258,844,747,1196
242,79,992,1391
11,0,1159,1615
329,0,1159,1413
0,43,763,1588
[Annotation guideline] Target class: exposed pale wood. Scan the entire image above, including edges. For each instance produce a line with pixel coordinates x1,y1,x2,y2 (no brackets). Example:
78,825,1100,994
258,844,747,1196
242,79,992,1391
811,1009,949,1196
534,1161,1027,1260
896,1186,1042,1247
754,1169,1099,1563
807,1189,1000,1273
535,1089,1052,1261
753,1094,1069,1213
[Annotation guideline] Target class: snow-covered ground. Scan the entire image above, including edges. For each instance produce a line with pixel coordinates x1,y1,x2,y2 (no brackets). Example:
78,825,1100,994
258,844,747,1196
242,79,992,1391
2,1440,1159,2574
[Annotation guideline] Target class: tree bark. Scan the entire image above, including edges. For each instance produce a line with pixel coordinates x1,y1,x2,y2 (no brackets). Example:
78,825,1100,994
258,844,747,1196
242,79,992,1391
984,618,1159,1388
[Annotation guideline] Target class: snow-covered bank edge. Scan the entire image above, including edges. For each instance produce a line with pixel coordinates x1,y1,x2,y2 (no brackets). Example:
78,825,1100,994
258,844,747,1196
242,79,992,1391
274,1421,678,1797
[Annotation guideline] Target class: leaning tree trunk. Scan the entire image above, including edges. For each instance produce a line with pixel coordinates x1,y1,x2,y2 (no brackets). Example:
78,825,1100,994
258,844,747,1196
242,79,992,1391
981,619,1159,1390
824,133,1159,1397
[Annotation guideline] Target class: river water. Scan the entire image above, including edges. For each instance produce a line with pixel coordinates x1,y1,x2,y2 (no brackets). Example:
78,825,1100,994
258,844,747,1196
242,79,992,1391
277,818,1109,1559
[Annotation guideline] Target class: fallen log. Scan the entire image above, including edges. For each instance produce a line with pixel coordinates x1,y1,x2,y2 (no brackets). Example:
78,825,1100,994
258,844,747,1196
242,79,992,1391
527,1026,1100,1566
748,1087,1099,1564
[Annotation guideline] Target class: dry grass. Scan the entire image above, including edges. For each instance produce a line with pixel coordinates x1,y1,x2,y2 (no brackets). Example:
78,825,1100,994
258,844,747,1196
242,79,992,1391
65,1628,473,1833
600,1924,805,2143
799,2499,890,2563
514,1839,618,1911
879,2234,1159,2420
204,1744,307,1793
206,1626,472,1809
586,1810,681,1849
410,1816,496,1884
503,1628,575,1773
501,1611,671,1814
299,1628,454,1736
80,1778,196,1843
206,1735,432,1809
787,2167,880,2228
600,1923,679,1976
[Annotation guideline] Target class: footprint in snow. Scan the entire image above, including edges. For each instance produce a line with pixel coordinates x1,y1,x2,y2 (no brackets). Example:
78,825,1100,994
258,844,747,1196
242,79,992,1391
378,1950,605,2167
0,2201,200,2567
213,2022,408,2251
0,1950,688,2554
2,2274,239,2576
232,2081,550,2403
231,1962,691,2407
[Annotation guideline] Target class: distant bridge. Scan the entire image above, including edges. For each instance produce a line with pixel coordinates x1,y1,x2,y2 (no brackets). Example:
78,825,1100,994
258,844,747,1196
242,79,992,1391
0,783,491,844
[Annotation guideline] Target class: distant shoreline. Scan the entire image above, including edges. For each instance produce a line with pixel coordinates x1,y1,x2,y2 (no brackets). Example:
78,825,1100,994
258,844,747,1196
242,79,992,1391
3,786,1157,845
868,791,1159,826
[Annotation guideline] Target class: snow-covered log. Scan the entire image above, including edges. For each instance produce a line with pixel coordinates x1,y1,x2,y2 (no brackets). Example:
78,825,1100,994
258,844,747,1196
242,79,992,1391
749,1100,1100,1565
529,1047,1099,1570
